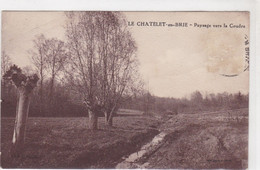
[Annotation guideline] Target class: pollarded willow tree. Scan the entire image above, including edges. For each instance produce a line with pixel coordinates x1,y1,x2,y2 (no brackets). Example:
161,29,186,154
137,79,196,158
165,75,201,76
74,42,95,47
65,11,138,129
3,65,39,156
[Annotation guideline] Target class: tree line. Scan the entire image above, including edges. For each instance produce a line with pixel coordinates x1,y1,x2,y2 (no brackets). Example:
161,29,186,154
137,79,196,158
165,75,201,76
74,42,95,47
1,11,249,122
121,91,248,115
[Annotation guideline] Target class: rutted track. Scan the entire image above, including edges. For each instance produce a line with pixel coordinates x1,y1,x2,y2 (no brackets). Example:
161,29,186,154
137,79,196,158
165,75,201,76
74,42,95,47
116,132,167,168
115,108,248,169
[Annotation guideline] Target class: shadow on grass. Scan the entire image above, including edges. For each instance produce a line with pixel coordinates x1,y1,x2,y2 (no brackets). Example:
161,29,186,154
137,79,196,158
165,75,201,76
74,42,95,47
68,128,159,168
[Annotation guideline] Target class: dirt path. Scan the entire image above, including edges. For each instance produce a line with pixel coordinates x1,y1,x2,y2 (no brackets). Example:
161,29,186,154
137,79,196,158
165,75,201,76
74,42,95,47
116,109,248,169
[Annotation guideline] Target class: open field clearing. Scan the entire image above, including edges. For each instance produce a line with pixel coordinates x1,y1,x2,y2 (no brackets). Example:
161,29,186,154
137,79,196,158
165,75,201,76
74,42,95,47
1,108,248,169
117,109,144,116
1,116,160,168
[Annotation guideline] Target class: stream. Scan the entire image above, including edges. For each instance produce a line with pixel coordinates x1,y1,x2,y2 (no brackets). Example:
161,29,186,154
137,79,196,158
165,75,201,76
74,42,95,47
116,131,167,169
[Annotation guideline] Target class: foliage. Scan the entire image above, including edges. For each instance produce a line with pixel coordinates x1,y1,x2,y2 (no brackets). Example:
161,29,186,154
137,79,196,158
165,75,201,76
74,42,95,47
120,91,249,115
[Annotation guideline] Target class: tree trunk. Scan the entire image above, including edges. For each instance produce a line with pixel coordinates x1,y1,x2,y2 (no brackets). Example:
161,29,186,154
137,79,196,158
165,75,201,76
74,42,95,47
88,109,98,130
107,115,113,126
10,88,31,157
49,74,55,101
48,77,55,116
104,111,109,122
39,56,44,115
106,105,117,127
104,111,113,126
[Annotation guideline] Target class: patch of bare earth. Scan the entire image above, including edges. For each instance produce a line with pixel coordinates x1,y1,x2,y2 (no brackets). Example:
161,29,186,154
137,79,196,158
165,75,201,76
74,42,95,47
1,116,160,168
145,108,248,169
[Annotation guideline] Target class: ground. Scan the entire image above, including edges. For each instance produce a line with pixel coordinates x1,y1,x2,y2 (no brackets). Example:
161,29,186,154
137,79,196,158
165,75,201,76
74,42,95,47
1,114,160,168
144,108,248,169
1,108,248,169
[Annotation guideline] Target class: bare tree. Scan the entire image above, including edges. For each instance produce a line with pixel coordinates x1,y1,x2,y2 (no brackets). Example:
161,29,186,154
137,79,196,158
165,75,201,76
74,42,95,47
1,51,12,76
30,35,67,115
65,12,138,129
96,13,138,126
1,51,12,96
66,12,100,129
45,38,67,100
3,65,39,156
30,34,47,115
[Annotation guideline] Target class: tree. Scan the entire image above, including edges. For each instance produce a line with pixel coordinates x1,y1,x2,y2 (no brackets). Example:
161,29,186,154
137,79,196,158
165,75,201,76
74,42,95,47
1,51,13,98
191,91,203,102
1,51,12,76
30,35,67,116
65,12,138,129
95,12,138,126
65,12,99,129
3,65,39,156
30,34,47,115
44,38,67,101
190,91,203,111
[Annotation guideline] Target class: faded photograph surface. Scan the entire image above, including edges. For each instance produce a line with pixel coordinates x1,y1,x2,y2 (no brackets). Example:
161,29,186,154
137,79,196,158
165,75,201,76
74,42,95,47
1,11,249,169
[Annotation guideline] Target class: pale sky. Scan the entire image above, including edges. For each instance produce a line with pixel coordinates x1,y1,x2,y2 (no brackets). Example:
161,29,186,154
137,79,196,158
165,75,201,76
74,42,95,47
1,11,249,98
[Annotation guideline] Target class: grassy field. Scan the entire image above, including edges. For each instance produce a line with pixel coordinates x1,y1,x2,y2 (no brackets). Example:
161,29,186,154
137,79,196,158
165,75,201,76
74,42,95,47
1,115,161,168
145,108,248,169
1,108,248,169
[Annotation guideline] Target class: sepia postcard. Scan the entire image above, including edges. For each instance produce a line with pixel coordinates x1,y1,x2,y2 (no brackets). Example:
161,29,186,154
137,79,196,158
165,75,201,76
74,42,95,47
1,11,250,169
